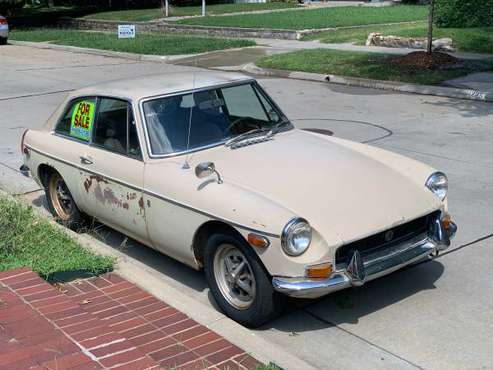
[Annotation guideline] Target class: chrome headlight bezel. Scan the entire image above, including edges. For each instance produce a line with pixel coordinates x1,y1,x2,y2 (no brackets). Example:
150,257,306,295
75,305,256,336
425,171,448,201
281,218,312,256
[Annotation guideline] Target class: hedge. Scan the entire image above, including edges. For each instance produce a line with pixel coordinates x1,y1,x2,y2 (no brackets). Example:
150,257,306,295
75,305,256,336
435,0,493,28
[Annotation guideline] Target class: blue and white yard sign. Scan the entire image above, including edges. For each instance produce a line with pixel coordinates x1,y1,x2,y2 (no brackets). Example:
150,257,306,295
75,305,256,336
118,25,136,39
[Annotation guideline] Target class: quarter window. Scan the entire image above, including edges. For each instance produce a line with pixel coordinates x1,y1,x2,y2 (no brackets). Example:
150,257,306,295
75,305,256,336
55,98,96,142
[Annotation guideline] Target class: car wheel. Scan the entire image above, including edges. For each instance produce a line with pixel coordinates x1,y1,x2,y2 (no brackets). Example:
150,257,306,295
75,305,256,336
45,171,84,230
204,233,286,328
0,37,6,45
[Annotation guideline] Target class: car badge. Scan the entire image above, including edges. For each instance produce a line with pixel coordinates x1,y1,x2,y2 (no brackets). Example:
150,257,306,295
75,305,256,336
384,230,394,242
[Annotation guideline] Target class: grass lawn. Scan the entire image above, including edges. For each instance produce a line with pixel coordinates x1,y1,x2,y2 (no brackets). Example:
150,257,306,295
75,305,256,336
84,3,299,22
0,194,113,280
10,29,255,55
305,22,493,54
256,49,493,85
178,5,427,30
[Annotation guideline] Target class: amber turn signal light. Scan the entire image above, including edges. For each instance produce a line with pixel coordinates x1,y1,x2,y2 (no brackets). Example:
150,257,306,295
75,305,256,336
306,263,333,279
248,233,270,248
442,214,452,230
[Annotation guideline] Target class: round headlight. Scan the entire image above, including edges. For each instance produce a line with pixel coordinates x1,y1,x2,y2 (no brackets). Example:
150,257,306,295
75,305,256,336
281,218,312,256
425,172,448,201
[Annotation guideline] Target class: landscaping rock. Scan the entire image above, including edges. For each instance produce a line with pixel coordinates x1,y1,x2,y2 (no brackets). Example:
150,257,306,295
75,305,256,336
366,32,456,52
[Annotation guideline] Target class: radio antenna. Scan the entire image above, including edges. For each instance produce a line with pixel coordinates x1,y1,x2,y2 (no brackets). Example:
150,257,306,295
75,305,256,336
182,57,198,170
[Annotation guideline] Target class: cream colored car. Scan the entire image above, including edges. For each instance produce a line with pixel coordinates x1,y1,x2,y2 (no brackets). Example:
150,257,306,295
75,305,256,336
22,72,457,327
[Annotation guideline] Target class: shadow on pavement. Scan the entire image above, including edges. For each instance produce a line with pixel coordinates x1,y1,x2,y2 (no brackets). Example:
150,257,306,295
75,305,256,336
261,259,444,332
29,191,445,330
423,98,493,118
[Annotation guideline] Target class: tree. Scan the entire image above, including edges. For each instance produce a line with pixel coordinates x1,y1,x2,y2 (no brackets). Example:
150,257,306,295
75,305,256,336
160,0,169,17
202,0,205,17
426,0,435,54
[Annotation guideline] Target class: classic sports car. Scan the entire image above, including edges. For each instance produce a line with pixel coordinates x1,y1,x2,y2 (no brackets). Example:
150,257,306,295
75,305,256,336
21,72,457,327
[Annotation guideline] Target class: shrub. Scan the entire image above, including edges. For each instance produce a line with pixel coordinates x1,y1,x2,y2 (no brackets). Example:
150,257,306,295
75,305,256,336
0,0,25,16
435,0,493,28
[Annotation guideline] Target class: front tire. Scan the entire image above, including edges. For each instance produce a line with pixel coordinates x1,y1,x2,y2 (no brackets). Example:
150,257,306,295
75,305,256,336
204,233,286,328
45,171,84,230
0,37,7,45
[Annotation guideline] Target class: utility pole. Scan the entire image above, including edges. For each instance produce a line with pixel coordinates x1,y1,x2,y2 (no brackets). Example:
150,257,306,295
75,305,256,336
202,0,206,17
427,0,435,54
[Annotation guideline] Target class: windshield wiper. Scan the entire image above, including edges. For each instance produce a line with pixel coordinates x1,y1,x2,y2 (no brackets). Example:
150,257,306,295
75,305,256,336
224,118,292,148
225,127,271,148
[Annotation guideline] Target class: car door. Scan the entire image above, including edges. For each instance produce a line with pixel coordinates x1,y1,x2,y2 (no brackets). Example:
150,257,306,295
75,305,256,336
78,97,148,243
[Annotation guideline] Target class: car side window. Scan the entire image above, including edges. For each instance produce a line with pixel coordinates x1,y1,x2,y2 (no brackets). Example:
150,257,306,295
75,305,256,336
55,98,96,142
93,98,142,160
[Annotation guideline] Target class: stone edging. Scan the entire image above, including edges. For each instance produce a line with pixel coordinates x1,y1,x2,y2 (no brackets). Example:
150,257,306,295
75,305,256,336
58,17,426,41
59,17,300,40
240,63,493,103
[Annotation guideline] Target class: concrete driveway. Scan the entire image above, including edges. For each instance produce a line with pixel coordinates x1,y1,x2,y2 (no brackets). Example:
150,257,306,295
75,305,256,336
2,44,493,370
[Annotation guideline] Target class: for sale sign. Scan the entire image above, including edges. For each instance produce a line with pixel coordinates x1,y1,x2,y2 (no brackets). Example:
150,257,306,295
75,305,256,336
118,25,136,39
70,101,95,141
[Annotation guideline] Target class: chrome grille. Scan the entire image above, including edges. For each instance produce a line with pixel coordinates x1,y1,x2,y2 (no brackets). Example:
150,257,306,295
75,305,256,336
335,211,440,266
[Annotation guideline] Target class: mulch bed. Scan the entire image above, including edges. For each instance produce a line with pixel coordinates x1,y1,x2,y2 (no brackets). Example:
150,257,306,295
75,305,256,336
389,51,462,70
0,267,262,370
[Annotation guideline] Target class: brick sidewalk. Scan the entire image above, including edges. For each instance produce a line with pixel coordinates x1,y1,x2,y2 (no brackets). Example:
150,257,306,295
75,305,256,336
0,267,262,370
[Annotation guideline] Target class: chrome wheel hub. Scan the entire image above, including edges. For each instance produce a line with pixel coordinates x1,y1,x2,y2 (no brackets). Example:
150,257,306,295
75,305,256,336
213,244,256,310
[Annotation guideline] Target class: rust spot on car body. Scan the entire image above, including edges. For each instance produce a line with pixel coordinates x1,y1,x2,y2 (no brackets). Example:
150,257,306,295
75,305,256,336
127,192,137,201
138,197,145,213
84,175,109,193
103,187,124,208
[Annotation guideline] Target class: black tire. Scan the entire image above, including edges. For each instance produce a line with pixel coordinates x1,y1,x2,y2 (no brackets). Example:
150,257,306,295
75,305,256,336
204,233,286,328
0,37,7,45
45,171,85,231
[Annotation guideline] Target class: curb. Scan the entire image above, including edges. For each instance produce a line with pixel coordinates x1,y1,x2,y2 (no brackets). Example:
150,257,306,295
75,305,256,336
3,190,315,370
239,63,493,103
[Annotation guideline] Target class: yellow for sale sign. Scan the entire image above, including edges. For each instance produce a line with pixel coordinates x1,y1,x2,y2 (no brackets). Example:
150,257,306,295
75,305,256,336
70,101,95,141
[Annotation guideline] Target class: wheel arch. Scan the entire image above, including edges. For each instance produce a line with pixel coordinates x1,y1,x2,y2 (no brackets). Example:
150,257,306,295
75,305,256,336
37,163,57,188
192,220,248,269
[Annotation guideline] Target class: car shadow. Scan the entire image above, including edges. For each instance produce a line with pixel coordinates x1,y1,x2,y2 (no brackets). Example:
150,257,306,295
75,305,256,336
260,259,444,332
29,191,445,328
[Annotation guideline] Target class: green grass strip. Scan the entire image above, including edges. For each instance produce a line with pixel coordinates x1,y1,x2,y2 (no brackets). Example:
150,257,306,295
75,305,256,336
256,49,493,85
178,5,428,30
84,3,299,22
0,194,113,280
10,29,255,55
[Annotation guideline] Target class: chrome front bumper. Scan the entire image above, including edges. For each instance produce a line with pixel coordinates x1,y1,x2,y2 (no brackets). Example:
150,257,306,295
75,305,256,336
273,219,457,299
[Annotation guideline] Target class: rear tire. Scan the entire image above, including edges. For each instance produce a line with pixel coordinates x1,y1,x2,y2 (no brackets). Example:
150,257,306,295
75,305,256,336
45,171,84,230
204,233,286,328
0,37,7,45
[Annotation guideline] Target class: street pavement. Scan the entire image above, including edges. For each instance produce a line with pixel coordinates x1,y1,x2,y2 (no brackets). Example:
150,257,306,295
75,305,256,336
2,44,493,369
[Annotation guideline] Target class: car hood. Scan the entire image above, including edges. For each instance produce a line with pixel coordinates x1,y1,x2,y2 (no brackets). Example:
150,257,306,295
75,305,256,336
194,130,440,245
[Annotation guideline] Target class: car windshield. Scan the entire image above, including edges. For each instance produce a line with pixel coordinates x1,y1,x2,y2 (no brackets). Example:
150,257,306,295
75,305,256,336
142,82,289,156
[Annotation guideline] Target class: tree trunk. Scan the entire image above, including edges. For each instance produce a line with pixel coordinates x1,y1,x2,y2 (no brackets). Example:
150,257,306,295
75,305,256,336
202,0,206,17
160,0,169,17
427,0,435,54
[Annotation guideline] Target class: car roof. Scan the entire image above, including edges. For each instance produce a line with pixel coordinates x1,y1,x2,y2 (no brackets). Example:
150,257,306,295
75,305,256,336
71,71,254,101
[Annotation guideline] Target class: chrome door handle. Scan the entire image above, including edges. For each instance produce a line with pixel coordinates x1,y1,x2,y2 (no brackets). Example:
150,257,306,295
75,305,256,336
80,155,93,165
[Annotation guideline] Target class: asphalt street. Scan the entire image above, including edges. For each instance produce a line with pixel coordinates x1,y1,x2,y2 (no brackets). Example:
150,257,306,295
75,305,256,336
2,44,493,370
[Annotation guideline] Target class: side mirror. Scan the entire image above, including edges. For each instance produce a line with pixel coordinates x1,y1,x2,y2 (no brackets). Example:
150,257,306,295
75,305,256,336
195,162,215,179
195,162,223,184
